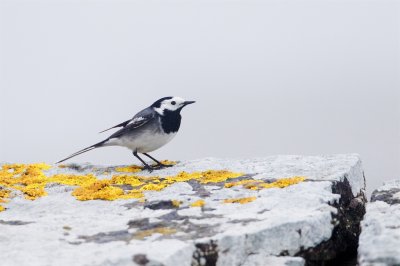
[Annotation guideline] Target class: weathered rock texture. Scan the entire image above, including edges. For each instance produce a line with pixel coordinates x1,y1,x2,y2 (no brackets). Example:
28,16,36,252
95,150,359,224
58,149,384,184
0,155,366,266
358,180,400,266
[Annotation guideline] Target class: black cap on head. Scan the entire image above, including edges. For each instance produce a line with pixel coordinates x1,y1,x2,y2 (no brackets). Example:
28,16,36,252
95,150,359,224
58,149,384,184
151,97,173,108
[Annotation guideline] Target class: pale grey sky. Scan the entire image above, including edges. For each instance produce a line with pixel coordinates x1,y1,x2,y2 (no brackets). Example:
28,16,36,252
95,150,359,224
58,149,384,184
0,0,399,195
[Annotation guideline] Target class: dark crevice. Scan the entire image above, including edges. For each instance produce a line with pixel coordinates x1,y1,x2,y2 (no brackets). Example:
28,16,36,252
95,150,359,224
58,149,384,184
296,174,367,266
192,241,218,266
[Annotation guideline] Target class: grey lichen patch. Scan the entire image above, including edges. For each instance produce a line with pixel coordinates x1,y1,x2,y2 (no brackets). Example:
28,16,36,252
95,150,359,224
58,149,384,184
78,227,177,244
187,174,257,198
128,211,220,241
158,210,187,221
228,218,260,225
371,188,400,205
129,220,167,232
58,163,95,172
114,184,134,192
58,163,127,176
79,218,181,244
0,219,34,225
128,218,151,229
78,230,131,244
122,201,143,210
175,220,217,241
158,211,222,239
144,200,180,210
187,180,212,198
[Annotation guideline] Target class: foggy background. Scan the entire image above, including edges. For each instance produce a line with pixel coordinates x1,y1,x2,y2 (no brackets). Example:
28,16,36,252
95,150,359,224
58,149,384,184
0,0,399,195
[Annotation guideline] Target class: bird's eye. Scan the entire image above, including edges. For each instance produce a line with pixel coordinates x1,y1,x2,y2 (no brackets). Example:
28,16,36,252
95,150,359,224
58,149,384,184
171,101,176,105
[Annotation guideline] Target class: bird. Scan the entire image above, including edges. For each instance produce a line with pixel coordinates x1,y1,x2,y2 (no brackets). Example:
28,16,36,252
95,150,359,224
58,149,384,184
56,96,195,171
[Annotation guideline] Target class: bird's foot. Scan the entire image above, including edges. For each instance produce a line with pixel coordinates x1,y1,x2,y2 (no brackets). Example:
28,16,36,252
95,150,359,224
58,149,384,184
142,165,154,172
152,163,174,170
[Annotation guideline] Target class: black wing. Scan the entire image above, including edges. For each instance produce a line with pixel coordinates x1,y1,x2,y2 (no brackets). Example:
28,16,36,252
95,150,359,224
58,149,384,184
99,107,155,133
99,120,131,133
108,108,156,139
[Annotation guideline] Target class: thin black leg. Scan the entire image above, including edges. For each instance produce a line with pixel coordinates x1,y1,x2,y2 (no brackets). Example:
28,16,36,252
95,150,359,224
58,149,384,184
133,151,152,171
143,153,162,165
143,153,173,168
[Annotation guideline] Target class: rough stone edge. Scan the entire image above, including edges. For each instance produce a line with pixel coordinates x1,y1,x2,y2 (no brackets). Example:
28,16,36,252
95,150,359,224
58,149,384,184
357,179,400,266
187,175,367,266
184,161,367,266
295,174,367,265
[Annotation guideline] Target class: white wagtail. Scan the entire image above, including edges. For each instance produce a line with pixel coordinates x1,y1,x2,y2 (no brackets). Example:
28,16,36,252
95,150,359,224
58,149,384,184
57,96,195,170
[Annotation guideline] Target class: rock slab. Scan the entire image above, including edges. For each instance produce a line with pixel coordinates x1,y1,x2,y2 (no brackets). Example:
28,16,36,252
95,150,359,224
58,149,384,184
0,155,366,266
358,180,400,266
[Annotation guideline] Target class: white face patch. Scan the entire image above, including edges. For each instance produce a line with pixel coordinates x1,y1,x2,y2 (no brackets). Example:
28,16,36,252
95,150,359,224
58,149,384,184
154,97,186,115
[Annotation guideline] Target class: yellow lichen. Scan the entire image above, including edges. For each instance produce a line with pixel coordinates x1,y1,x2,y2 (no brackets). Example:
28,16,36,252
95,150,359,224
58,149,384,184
119,190,144,199
190,199,205,207
157,160,178,166
111,175,144,187
0,188,11,212
0,162,308,212
166,170,243,184
225,179,262,189
225,176,306,190
259,176,306,188
0,163,51,200
72,180,125,201
223,197,257,204
199,170,243,183
115,165,143,173
171,200,181,208
2,163,27,175
0,188,11,203
133,227,177,239
49,174,97,186
140,182,169,191
20,184,48,200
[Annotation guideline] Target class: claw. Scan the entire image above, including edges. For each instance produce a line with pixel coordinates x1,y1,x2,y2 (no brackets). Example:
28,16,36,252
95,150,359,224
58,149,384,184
143,165,153,172
152,163,173,170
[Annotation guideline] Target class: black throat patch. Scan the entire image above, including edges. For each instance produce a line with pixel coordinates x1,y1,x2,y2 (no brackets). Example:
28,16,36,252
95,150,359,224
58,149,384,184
160,110,182,134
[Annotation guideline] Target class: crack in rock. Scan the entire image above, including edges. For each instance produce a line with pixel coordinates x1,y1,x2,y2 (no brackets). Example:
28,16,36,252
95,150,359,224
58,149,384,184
358,180,400,265
192,240,219,266
295,174,366,265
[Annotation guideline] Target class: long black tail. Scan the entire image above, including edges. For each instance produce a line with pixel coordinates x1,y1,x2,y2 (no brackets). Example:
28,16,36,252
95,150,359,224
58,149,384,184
56,139,108,164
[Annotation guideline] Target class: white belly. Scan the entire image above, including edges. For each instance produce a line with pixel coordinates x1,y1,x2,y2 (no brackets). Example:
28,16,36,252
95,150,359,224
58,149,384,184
107,131,177,153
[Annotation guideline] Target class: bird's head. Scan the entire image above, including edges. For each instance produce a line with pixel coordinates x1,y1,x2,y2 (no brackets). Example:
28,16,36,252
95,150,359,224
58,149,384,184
151,96,195,115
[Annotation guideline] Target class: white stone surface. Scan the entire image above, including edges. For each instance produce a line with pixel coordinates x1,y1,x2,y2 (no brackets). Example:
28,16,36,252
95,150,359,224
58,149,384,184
358,180,400,266
0,155,364,266
242,256,305,266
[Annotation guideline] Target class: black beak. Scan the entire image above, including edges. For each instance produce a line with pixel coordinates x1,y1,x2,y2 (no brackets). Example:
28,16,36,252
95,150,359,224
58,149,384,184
183,101,196,106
